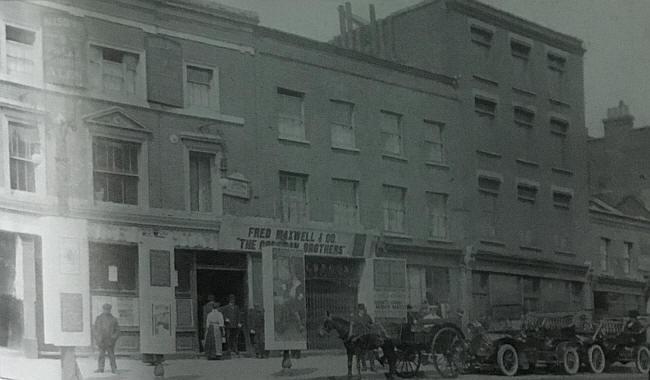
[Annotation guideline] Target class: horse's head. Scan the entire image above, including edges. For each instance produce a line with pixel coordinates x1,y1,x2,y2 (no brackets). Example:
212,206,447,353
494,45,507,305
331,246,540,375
318,311,334,337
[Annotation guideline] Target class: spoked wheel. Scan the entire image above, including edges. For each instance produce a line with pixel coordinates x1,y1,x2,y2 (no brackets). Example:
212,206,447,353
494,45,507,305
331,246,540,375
431,326,465,378
587,344,606,374
496,344,519,376
560,346,580,375
635,346,650,374
394,348,421,378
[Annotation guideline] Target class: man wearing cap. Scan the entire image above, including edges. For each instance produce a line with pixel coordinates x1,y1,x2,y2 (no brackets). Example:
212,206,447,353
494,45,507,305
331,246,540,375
221,294,242,356
93,303,120,374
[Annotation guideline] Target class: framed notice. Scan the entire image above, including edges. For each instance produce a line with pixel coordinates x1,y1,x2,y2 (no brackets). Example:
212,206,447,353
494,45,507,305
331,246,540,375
263,247,307,350
150,250,171,287
60,293,84,332
152,303,172,336
176,299,194,328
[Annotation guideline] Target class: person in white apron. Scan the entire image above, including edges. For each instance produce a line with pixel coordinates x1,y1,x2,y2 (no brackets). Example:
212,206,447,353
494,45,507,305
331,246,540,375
204,303,224,360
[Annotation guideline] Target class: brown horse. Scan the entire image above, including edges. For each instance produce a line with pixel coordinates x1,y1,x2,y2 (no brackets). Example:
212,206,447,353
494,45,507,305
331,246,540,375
319,312,396,379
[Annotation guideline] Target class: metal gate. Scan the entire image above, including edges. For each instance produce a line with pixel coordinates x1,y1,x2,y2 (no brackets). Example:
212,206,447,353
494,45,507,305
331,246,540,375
306,279,356,349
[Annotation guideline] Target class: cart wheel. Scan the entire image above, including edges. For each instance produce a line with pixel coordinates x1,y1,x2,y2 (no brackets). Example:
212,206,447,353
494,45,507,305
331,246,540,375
560,346,580,375
635,346,650,374
587,344,605,374
394,348,421,378
431,326,464,378
496,344,519,376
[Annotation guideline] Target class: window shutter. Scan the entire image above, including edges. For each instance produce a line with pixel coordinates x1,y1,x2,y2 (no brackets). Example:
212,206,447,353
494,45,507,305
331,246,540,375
42,12,86,87
145,35,183,107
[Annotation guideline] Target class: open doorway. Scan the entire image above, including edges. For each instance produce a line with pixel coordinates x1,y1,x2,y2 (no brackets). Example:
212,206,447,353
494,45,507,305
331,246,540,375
0,232,22,348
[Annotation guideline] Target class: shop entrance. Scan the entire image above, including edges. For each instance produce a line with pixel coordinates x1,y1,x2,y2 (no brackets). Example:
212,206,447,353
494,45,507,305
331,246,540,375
195,251,248,352
0,231,21,348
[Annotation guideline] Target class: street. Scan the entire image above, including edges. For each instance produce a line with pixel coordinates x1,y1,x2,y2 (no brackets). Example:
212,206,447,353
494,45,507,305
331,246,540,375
0,348,647,380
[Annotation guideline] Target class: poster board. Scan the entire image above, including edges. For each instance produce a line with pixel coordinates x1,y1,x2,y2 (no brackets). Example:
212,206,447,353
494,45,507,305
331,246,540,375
262,247,307,350
372,258,407,320
91,296,139,327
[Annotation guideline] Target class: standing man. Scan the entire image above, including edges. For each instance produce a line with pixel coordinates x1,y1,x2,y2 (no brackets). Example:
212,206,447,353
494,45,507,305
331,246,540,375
221,294,242,356
93,303,120,374
248,303,269,358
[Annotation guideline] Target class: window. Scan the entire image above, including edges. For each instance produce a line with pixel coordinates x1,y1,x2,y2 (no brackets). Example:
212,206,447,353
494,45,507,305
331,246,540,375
279,172,308,224
517,183,538,203
277,88,305,141
523,277,540,312
92,137,140,205
424,121,445,163
374,259,405,289
553,191,572,209
381,111,403,156
189,151,213,212
550,118,569,135
470,25,493,47
383,185,406,233
89,243,137,293
186,65,216,109
551,118,569,168
600,238,609,272
427,192,448,239
478,176,501,239
514,106,535,127
517,183,537,246
330,100,355,149
511,40,531,59
475,97,497,117
623,242,633,275
9,121,40,192
547,52,566,72
331,179,358,226
89,45,140,96
5,25,37,78
547,52,566,97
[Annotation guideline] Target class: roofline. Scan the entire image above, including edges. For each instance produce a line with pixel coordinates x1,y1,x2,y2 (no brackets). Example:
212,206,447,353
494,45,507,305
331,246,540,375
160,0,259,25
254,26,459,87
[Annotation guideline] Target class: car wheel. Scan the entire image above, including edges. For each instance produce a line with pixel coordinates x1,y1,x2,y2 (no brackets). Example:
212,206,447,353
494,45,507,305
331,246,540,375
635,346,650,374
561,346,580,375
497,344,519,376
587,344,605,374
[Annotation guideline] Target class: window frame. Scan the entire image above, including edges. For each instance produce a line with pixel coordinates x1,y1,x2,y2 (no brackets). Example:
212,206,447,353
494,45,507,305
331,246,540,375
279,171,309,224
331,177,360,227
552,190,573,210
382,184,407,234
276,87,307,142
600,238,610,272
91,136,141,206
469,22,494,48
87,41,146,102
513,105,535,128
623,242,633,275
426,191,449,240
180,133,223,215
474,96,497,118
380,110,404,157
329,99,356,150
0,21,43,85
183,61,220,112
511,38,532,60
424,120,445,164
1,113,46,196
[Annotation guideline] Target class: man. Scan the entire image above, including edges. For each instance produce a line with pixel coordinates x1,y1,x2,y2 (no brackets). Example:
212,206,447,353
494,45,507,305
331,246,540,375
350,304,377,371
248,304,269,358
93,303,120,374
221,294,242,356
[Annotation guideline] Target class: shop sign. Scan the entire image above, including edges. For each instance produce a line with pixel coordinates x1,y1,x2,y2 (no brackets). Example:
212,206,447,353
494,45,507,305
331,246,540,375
374,289,407,319
223,175,251,200
233,226,352,256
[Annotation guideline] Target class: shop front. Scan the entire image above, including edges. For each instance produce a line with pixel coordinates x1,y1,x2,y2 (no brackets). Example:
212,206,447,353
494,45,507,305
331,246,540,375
592,276,647,318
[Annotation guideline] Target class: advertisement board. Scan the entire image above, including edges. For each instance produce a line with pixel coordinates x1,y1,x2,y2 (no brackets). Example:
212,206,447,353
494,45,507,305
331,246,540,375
372,258,407,320
262,247,307,350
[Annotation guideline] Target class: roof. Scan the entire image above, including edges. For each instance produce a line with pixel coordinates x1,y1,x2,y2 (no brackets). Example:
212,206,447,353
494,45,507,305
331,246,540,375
163,0,259,25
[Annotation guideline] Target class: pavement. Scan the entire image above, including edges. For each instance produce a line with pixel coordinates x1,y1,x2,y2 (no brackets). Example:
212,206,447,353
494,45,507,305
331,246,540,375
0,347,648,380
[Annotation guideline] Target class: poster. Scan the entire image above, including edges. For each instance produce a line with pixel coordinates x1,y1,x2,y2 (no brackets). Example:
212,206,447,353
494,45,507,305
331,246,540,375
263,247,307,350
150,250,171,287
60,293,83,332
108,265,118,282
91,296,139,327
152,303,171,336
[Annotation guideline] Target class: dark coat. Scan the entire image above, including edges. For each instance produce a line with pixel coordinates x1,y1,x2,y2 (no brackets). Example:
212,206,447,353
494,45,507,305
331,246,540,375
93,312,120,348
221,303,241,327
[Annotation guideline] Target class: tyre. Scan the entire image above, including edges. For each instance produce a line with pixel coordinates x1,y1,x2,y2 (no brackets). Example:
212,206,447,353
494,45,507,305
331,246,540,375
561,346,580,375
496,344,519,376
587,344,605,374
635,346,650,374
394,348,421,378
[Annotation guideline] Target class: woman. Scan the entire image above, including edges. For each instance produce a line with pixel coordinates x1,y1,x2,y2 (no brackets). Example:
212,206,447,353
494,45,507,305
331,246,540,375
204,303,224,360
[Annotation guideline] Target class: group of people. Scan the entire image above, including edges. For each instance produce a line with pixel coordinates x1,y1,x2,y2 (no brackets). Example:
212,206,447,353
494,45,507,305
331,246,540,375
203,294,270,360
407,302,443,331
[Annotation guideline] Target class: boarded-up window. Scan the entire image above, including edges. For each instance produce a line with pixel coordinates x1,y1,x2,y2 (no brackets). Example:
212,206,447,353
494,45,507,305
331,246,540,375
43,13,85,86
145,36,183,107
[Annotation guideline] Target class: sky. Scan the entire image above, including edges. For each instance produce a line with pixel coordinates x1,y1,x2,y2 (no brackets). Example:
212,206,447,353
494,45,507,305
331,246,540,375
216,0,650,137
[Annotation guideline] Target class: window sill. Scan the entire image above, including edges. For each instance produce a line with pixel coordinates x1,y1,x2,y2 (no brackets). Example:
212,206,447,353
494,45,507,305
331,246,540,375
471,40,492,49
428,238,453,244
382,232,412,240
516,158,540,168
476,149,502,158
512,87,536,97
278,137,311,146
0,73,43,89
93,200,146,212
479,239,506,247
425,161,450,170
472,74,499,87
172,107,245,126
331,145,360,154
551,167,574,176
515,121,534,129
382,153,408,163
520,245,542,252
554,250,576,257
549,98,571,108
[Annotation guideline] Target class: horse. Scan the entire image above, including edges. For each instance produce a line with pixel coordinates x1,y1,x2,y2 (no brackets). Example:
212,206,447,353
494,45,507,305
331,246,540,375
319,312,397,379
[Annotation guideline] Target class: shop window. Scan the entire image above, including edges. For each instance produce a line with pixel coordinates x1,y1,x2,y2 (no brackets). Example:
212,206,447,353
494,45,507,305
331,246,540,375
380,111,403,156
330,100,355,149
92,137,140,205
186,65,218,110
89,45,141,97
9,121,40,192
374,259,405,289
331,178,358,226
174,251,193,295
277,88,305,141
189,151,214,212
279,172,309,224
89,243,137,294
426,192,448,240
424,120,445,163
472,272,490,320
383,185,406,233
425,267,450,304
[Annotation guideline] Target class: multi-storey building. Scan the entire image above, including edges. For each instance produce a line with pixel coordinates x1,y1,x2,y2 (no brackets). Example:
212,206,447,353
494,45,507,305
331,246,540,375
0,0,464,356
333,0,591,322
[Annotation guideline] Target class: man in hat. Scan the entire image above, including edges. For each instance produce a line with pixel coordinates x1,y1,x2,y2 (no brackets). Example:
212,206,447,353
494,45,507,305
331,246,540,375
93,303,120,373
221,294,242,356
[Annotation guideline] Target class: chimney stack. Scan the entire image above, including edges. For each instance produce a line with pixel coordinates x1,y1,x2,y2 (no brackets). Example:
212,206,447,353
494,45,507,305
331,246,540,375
603,100,634,138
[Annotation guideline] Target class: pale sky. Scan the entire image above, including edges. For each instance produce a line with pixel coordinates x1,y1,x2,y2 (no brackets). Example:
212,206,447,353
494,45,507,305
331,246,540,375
217,0,650,137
